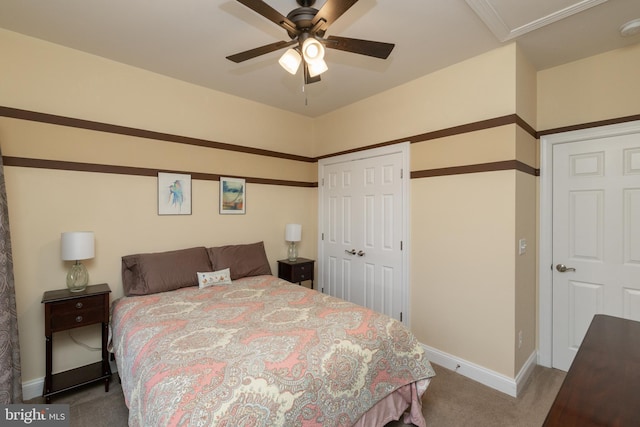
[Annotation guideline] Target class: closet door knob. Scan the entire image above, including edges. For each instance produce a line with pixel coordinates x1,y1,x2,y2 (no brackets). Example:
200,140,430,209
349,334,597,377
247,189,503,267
556,264,576,273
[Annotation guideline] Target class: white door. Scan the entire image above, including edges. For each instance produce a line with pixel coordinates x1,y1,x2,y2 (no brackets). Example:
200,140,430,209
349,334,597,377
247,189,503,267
318,143,409,323
551,129,640,371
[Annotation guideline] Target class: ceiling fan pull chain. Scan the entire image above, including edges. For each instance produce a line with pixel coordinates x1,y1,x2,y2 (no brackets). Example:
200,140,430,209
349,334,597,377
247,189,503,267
302,77,308,106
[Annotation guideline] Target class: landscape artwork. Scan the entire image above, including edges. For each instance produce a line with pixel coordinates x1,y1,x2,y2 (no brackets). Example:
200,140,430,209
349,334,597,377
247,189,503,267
220,177,245,214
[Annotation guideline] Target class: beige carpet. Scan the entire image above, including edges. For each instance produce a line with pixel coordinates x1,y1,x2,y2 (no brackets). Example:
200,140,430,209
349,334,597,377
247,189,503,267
28,363,565,426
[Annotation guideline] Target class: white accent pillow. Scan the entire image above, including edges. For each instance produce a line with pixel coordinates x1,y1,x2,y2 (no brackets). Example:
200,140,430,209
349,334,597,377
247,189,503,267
197,268,232,288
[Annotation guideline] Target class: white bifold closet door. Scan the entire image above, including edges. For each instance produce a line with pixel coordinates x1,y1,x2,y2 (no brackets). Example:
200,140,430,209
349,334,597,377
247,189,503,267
319,144,408,323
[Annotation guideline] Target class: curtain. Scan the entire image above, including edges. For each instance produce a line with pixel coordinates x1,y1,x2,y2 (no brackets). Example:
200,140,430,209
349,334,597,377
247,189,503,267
0,149,22,404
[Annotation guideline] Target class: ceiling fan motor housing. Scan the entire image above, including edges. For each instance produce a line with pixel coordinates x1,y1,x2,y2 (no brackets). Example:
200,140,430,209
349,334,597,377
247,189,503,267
286,7,320,38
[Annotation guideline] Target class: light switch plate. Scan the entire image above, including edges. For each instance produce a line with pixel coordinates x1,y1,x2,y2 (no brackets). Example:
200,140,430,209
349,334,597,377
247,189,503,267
518,238,527,255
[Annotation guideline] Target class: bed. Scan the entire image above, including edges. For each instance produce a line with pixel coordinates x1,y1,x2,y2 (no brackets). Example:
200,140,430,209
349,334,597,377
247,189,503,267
110,243,435,426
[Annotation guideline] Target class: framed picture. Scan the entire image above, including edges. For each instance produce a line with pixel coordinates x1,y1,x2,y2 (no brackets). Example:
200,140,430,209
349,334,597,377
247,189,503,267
219,177,245,214
158,172,192,215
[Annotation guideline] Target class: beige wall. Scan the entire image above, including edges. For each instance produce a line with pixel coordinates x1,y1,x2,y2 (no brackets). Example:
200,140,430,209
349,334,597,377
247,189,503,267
537,43,640,131
514,49,538,373
0,28,315,156
313,44,518,156
411,171,517,374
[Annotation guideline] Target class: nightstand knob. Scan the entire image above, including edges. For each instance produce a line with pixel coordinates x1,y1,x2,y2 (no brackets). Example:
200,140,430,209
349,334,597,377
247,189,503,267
75,316,83,323
75,302,83,309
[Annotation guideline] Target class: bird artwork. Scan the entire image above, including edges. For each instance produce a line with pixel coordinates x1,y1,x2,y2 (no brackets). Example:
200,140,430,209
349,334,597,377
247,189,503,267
168,180,184,211
157,173,191,215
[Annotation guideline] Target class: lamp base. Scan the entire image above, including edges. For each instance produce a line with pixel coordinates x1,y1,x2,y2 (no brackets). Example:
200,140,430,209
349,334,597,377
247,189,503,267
287,242,298,262
67,261,89,292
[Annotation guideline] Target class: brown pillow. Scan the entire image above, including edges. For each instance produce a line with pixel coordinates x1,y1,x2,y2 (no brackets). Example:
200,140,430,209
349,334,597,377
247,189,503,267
207,241,271,280
122,246,212,296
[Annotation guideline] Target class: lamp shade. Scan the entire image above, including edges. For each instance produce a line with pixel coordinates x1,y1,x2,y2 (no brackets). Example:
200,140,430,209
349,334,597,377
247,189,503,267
307,58,328,77
61,231,95,261
279,48,302,74
285,224,302,242
302,38,325,63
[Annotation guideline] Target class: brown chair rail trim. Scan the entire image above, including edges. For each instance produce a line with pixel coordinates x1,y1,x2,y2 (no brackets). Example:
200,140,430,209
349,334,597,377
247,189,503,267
2,106,538,164
411,160,539,179
1,157,318,188
316,114,537,160
0,106,316,163
4,156,537,184
537,114,640,137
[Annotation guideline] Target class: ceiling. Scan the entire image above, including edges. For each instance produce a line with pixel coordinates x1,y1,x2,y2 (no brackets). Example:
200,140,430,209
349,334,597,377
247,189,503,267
1,0,639,117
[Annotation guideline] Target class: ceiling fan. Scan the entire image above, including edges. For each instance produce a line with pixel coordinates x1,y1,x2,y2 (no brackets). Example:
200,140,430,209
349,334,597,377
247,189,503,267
226,0,395,84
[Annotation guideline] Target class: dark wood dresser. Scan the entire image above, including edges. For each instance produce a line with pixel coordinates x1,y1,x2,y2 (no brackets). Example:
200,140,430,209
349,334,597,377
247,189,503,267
543,314,640,426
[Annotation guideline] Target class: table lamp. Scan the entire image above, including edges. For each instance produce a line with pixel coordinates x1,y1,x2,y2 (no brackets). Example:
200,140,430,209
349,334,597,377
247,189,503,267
285,224,301,262
61,231,95,292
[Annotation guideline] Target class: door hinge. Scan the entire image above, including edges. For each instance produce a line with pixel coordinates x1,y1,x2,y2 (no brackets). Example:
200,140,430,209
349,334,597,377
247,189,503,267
321,233,324,241
400,312,403,322
400,241,403,250
321,178,324,186
400,169,403,179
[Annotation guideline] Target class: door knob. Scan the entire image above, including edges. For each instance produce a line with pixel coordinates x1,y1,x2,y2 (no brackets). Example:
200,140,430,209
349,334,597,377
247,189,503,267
345,249,356,255
357,250,365,257
556,264,576,273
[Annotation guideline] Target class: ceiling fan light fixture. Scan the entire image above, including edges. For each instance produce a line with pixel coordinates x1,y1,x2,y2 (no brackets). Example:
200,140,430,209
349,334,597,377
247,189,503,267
279,48,302,74
307,58,328,77
302,37,325,63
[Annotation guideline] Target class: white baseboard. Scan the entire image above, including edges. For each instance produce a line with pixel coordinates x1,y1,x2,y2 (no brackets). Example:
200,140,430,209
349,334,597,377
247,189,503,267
21,359,119,402
22,377,43,401
422,344,537,398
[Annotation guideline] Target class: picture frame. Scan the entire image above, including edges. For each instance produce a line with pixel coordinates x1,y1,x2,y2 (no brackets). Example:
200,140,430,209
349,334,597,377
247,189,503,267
158,172,192,215
219,177,246,214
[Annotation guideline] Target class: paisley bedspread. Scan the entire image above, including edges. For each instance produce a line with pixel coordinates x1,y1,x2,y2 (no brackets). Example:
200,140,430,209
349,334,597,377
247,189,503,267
111,275,435,426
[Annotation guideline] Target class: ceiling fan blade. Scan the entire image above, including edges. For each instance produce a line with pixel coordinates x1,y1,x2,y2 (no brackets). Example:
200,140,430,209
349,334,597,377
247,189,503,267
325,35,394,59
304,64,321,84
226,40,296,63
235,0,299,35
311,0,359,31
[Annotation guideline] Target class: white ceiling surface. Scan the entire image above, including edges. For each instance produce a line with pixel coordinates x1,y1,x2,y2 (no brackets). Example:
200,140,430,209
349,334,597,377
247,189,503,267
1,0,639,117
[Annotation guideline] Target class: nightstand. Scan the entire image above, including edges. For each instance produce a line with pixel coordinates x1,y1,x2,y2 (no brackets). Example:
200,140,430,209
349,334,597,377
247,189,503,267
278,258,315,289
41,283,112,403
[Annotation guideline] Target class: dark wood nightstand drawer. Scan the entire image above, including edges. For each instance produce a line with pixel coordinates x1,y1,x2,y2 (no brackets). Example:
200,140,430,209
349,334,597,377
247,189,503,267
290,264,311,282
49,295,105,331
277,258,315,289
